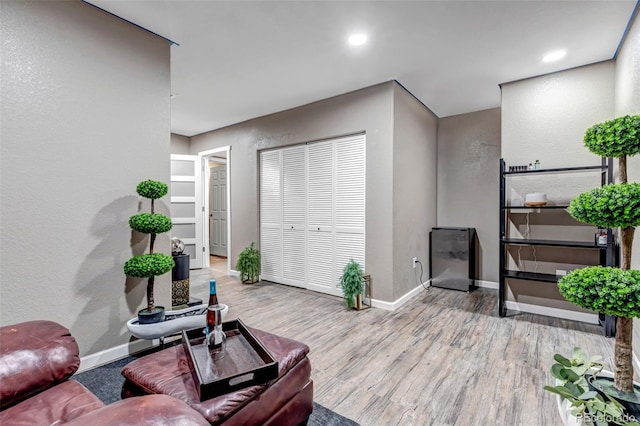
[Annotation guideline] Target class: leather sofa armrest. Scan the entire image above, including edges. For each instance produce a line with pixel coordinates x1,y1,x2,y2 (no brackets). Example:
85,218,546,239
0,320,80,408
63,395,210,426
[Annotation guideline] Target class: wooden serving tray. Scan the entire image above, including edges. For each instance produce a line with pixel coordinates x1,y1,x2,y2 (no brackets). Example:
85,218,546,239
181,319,279,401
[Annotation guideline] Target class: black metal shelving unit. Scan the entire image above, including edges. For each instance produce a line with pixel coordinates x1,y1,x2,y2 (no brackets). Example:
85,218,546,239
499,158,617,336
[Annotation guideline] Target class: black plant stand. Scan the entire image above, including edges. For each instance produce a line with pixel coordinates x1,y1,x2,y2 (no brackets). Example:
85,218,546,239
172,253,190,308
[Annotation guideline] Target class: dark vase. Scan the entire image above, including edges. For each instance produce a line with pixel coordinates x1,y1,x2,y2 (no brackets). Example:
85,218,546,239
138,306,165,324
587,374,640,422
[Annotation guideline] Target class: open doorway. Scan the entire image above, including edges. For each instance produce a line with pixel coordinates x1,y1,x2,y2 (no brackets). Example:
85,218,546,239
199,146,231,275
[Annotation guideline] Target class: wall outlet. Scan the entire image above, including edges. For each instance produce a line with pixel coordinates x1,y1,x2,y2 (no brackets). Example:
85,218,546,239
413,257,417,269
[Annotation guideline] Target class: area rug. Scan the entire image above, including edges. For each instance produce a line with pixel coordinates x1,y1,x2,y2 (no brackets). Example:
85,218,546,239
74,352,358,426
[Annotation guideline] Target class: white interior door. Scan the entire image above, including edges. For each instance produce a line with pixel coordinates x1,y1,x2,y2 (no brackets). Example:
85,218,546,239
281,146,306,288
209,164,227,257
334,135,366,292
260,150,282,282
306,140,336,294
170,154,204,269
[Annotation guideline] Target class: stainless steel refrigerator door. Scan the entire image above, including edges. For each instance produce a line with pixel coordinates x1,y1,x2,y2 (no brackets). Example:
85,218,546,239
431,228,473,291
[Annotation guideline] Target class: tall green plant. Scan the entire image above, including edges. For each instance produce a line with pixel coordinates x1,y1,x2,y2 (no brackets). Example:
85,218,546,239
559,114,640,393
236,242,260,283
340,259,364,309
123,180,174,315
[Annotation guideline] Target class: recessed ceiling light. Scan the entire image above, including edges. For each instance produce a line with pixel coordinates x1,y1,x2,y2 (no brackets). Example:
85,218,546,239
542,50,566,63
348,34,367,46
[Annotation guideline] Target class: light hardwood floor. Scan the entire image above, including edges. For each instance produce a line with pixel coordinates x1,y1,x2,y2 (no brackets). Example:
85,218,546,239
189,267,613,426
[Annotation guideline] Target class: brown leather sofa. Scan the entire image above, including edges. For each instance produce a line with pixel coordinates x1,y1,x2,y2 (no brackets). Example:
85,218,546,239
0,320,209,426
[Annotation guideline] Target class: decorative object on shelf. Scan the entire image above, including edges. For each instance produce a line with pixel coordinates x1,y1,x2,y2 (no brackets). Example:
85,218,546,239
340,259,365,309
171,237,185,255
556,114,640,399
236,242,260,283
534,160,541,170
525,192,547,206
544,347,632,426
124,180,175,325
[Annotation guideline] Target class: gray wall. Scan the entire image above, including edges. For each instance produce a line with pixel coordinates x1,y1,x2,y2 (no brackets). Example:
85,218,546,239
392,85,438,300
0,1,171,357
171,133,191,154
437,108,501,283
500,61,615,312
191,82,397,301
613,12,640,363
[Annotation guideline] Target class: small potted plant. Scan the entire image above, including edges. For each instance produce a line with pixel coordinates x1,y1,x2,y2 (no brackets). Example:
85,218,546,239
545,347,630,425
124,180,174,324
555,114,640,415
236,242,260,283
340,259,365,309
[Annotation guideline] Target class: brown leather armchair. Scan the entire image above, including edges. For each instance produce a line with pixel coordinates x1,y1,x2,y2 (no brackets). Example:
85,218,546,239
0,320,209,426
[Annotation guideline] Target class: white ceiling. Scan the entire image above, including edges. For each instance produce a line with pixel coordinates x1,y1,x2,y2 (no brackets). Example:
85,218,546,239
89,1,637,137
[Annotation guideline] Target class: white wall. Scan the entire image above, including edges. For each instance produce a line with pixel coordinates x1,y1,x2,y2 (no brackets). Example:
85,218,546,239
437,108,501,283
171,133,191,154
392,85,438,300
190,82,397,301
501,61,615,312
1,1,171,357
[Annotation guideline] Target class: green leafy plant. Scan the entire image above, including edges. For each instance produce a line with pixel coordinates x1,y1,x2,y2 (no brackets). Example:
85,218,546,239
544,348,637,426
340,259,364,309
123,180,174,317
559,114,640,394
569,184,640,229
584,115,640,160
559,267,640,318
236,242,260,283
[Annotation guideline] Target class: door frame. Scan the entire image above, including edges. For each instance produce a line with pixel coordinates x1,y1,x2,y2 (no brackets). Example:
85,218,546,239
199,146,231,274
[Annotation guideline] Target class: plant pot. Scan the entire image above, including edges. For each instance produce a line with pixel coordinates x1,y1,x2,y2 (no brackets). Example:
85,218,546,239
138,306,165,324
555,370,640,425
127,303,228,340
588,373,640,420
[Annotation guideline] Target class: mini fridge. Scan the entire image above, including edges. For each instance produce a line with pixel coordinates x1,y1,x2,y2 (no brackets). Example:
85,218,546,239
429,227,477,291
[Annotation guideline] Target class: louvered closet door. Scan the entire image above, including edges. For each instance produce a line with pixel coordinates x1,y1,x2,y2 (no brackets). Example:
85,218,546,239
281,146,306,287
306,140,336,294
334,135,366,291
260,150,282,282
259,134,365,297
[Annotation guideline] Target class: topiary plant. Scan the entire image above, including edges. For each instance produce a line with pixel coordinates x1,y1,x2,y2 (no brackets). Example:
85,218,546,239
236,242,260,283
124,180,174,323
340,259,364,309
559,114,640,394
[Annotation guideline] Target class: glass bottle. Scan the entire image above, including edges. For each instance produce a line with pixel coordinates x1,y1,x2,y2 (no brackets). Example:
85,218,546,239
534,160,541,170
206,280,219,334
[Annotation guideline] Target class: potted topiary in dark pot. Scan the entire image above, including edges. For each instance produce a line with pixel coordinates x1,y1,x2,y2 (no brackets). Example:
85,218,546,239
124,180,175,324
236,242,260,283
340,259,364,310
556,114,640,414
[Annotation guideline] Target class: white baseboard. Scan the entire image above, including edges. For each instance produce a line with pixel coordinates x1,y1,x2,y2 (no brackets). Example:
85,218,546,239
229,269,240,277
77,334,181,374
634,351,640,377
476,280,498,290
504,300,599,324
370,283,427,311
